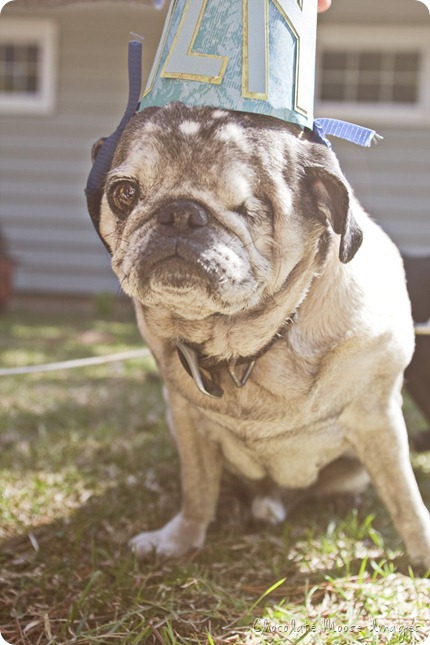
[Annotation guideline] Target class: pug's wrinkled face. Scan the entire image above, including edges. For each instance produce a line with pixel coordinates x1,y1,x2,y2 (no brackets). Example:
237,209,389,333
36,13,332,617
98,104,336,320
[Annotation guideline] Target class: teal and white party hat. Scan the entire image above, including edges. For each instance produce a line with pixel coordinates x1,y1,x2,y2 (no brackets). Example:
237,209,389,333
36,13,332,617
139,0,381,146
140,0,318,130
86,0,381,247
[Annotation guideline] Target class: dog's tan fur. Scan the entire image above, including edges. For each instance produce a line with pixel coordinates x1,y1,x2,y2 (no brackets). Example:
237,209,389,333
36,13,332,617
97,103,430,566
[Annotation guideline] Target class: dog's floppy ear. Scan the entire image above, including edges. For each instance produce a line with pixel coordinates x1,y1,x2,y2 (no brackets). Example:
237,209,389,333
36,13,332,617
91,137,107,163
305,166,363,263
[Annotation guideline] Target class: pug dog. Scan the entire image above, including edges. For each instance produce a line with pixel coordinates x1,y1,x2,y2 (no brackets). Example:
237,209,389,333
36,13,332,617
92,102,430,567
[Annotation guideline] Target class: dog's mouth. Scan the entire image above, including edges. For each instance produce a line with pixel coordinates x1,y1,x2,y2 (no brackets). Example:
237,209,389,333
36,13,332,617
139,232,249,289
116,228,263,316
143,238,222,288
112,198,269,315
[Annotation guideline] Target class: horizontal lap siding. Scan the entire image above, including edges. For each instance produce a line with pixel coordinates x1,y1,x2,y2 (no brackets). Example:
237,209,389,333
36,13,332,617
0,4,166,295
332,129,430,255
318,0,430,256
318,0,430,24
1,1,428,299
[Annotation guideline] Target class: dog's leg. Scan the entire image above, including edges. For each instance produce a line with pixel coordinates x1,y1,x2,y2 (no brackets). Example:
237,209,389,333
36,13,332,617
129,388,223,558
309,454,370,498
251,456,369,524
344,393,430,569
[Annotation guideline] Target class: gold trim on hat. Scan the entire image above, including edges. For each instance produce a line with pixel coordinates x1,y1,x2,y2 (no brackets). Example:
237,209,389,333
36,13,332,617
142,0,178,98
272,0,308,117
161,0,229,85
242,0,309,117
242,0,269,100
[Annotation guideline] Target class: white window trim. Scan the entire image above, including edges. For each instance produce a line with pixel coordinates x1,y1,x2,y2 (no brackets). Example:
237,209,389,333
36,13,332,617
315,25,430,126
0,18,57,115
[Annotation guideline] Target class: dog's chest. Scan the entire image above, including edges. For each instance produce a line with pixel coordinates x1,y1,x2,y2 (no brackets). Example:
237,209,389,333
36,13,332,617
201,398,348,487
178,350,349,487
177,338,326,406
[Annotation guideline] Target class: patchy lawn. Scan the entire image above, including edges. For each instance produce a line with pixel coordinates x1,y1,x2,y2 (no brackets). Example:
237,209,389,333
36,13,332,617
0,307,429,644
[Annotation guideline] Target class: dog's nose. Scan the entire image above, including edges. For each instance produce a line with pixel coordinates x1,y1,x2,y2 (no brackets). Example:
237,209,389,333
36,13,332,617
156,200,209,232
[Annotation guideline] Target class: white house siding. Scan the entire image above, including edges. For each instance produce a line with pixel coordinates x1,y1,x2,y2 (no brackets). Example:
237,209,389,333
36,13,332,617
317,0,430,256
319,130,430,256
317,0,429,25
0,3,167,295
0,0,428,298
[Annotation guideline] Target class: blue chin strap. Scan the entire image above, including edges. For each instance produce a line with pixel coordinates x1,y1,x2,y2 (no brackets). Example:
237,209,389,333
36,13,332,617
312,117,382,148
85,40,143,252
85,38,381,252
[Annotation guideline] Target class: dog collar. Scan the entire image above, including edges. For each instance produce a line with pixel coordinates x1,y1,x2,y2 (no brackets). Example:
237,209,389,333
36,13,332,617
176,340,254,398
176,316,294,398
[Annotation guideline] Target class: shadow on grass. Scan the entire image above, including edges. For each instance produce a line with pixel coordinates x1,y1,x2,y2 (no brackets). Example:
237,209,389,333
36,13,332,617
1,446,428,643
0,305,429,642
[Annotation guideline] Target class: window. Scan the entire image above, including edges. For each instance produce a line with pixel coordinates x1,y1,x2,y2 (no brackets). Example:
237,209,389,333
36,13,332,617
320,50,420,104
0,19,57,114
316,26,430,125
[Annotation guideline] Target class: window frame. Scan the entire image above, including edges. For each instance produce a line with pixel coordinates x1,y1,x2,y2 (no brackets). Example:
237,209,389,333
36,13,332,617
315,25,430,126
0,18,58,115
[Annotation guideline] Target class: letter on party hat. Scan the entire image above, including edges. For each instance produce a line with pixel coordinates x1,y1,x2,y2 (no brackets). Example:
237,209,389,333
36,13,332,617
139,0,318,129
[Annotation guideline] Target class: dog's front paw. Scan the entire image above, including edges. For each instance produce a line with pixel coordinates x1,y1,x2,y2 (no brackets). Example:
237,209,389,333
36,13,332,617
408,541,430,571
401,511,430,570
251,495,287,524
129,513,207,558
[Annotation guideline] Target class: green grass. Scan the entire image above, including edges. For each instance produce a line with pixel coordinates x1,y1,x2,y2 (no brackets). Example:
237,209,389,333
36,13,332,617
0,306,429,644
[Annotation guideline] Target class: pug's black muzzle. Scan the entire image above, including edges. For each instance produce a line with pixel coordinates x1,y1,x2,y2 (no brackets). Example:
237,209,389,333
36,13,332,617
136,199,219,282
154,199,210,234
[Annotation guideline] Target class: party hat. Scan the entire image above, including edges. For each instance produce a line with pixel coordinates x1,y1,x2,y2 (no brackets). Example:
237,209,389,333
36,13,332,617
139,0,318,130
86,0,381,248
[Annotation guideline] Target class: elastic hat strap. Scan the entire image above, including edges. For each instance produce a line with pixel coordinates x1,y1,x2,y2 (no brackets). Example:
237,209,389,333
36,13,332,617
85,40,143,251
313,118,383,148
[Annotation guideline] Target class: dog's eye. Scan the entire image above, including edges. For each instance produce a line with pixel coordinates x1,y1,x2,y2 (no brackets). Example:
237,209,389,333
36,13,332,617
236,198,273,222
108,180,139,216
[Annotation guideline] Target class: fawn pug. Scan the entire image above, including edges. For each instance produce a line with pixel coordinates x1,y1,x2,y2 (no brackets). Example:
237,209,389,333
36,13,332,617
91,102,430,567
